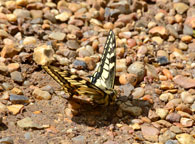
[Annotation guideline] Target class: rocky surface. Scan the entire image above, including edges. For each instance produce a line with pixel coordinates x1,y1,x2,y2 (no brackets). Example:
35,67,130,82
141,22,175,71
0,0,195,144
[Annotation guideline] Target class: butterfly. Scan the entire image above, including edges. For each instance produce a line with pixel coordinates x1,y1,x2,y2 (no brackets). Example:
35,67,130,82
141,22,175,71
42,30,116,105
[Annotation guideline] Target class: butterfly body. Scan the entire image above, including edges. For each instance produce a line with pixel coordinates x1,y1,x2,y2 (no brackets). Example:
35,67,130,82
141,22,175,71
42,30,116,105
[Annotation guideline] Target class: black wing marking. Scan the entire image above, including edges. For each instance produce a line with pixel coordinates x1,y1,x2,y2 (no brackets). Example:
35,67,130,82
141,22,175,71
42,65,106,98
90,30,116,90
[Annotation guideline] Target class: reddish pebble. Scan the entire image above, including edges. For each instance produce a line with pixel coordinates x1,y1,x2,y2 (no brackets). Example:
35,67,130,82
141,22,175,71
127,39,136,48
162,68,173,80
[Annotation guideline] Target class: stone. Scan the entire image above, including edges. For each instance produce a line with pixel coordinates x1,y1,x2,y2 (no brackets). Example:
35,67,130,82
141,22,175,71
119,103,142,116
159,93,174,102
119,73,137,86
173,3,189,14
116,59,127,72
103,22,114,29
78,47,93,58
109,1,130,14
9,94,29,104
10,71,24,83
127,61,145,82
6,14,17,22
127,39,137,48
132,87,145,99
11,87,23,95
141,124,159,142
49,32,66,41
30,10,43,19
0,137,14,144
2,82,13,90
0,62,8,74
33,45,54,65
72,135,86,144
157,56,169,65
120,84,134,97
156,120,172,127
90,18,102,26
17,117,48,129
119,31,132,39
166,113,181,123
23,36,37,45
149,26,168,37
66,40,79,50
116,47,125,58
54,54,69,66
185,17,195,29
178,42,188,50
148,21,157,28
16,0,28,6
159,130,176,143
180,118,194,127
137,46,147,59
7,104,24,115
170,126,182,134
117,13,137,24
13,9,30,18
72,60,87,70
0,102,7,113
156,108,168,119
55,11,72,22
145,64,159,80
162,69,173,80
84,57,96,70
183,24,193,35
152,36,163,45
33,88,51,100
176,133,195,144
166,24,179,38
1,45,20,58
155,12,165,21
160,81,174,90
148,110,159,121
181,35,192,43
0,29,9,37
7,63,20,72
173,75,195,89
176,103,192,114
181,91,194,104
68,3,81,12
68,18,84,27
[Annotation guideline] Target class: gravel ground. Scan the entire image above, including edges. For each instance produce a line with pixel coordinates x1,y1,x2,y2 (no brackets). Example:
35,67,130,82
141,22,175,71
0,0,195,144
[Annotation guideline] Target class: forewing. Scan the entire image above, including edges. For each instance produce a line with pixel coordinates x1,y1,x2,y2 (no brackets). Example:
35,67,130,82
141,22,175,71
90,30,116,90
42,65,105,98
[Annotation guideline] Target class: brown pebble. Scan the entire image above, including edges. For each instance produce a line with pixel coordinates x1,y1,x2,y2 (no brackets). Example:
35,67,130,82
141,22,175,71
119,73,137,86
162,69,173,80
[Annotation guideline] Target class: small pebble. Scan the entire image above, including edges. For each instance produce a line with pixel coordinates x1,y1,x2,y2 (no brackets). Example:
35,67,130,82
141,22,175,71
9,94,29,104
10,71,24,83
0,137,14,144
156,108,169,119
127,61,145,82
181,91,194,104
33,88,51,100
166,113,181,123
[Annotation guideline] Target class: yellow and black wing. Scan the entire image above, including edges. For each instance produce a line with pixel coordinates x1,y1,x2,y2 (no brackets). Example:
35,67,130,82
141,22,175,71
42,30,116,105
90,30,116,90
42,65,107,103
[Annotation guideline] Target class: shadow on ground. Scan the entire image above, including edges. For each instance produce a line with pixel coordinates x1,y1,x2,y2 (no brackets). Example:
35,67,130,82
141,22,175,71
70,97,152,127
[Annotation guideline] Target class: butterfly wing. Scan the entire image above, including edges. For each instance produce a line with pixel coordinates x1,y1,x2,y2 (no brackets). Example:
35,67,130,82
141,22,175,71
42,65,106,101
90,30,116,90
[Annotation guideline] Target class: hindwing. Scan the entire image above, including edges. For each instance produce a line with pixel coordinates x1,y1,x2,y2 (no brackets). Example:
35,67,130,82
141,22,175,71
42,65,106,102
